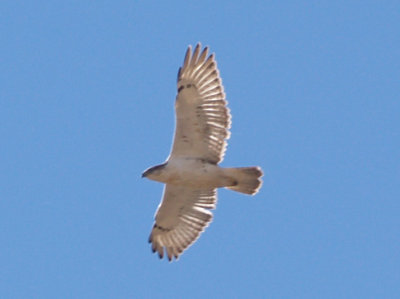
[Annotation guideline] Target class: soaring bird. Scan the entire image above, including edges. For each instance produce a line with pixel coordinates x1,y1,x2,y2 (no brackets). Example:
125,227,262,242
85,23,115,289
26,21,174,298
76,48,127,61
142,43,263,261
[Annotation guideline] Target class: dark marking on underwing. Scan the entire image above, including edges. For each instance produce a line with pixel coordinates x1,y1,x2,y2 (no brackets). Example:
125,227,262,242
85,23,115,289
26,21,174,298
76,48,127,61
196,157,218,165
195,106,202,118
154,223,170,232
178,206,185,215
181,134,189,143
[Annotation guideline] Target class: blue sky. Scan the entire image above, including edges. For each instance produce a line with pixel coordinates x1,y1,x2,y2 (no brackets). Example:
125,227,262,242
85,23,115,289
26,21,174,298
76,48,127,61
1,1,399,298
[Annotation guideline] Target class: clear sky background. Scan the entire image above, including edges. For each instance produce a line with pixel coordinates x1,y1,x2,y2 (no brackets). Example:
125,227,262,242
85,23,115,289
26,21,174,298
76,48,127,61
1,1,399,298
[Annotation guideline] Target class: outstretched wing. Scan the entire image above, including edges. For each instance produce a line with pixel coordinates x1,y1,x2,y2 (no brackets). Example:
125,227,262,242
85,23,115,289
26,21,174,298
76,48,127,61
170,43,231,164
149,184,217,261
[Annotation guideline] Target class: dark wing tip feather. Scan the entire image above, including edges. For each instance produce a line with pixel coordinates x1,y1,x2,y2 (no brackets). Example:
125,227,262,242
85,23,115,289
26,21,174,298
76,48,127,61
192,43,201,61
182,45,192,69
177,67,182,82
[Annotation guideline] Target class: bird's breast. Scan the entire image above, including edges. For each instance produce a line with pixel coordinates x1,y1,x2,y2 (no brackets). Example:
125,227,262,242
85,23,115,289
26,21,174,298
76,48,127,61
161,158,229,188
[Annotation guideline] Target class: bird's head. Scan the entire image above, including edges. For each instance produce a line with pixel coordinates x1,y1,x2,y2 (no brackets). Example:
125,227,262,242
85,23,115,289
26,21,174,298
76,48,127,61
141,163,167,180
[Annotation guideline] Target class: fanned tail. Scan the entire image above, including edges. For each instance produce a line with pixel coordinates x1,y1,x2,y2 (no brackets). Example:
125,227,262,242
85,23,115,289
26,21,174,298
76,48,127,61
224,167,263,195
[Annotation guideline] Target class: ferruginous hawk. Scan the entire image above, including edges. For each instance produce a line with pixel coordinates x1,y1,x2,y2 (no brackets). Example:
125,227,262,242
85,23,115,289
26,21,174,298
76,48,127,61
142,43,263,261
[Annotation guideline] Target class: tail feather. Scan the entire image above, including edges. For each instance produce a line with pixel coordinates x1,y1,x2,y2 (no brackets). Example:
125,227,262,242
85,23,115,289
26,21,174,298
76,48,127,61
225,167,263,195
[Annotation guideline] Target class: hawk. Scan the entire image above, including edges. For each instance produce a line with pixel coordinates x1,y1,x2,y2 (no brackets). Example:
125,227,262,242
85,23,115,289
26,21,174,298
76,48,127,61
142,43,263,261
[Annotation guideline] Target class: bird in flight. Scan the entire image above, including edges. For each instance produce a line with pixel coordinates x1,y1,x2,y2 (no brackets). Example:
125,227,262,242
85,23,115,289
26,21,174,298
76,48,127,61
142,43,263,261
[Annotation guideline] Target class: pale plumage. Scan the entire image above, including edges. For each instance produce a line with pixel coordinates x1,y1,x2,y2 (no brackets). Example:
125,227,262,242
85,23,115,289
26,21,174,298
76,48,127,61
148,186,215,261
143,44,263,261
171,44,231,164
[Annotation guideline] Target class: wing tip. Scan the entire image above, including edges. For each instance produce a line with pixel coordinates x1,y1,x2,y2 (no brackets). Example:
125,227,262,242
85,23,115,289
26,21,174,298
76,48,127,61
181,42,213,73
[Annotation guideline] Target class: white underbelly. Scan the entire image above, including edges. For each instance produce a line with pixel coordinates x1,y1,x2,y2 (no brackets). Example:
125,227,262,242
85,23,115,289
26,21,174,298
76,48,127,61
161,159,234,188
